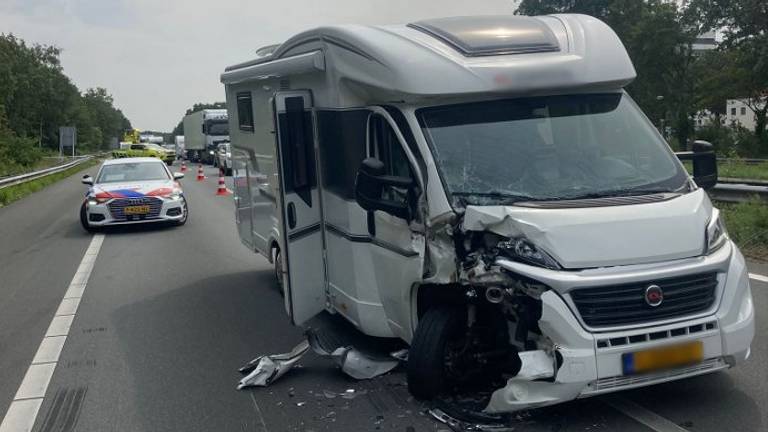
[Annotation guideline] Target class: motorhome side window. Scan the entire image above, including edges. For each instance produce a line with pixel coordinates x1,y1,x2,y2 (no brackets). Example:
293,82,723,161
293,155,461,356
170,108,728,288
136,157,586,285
368,114,413,204
237,92,254,132
278,96,315,205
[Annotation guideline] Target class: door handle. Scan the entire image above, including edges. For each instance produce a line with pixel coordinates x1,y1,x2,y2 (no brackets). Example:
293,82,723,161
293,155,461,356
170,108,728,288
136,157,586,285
287,202,297,229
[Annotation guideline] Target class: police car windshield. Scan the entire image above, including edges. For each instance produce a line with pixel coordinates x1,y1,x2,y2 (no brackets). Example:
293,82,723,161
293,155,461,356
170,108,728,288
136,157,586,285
97,162,170,183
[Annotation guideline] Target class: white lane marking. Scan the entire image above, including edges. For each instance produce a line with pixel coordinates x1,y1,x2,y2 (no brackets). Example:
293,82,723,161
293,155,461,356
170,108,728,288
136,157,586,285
0,400,42,432
604,396,689,432
13,364,56,401
0,234,104,432
749,273,768,284
31,336,66,364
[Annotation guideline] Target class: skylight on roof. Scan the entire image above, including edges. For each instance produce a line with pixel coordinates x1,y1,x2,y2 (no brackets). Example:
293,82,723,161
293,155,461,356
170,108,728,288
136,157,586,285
408,16,560,57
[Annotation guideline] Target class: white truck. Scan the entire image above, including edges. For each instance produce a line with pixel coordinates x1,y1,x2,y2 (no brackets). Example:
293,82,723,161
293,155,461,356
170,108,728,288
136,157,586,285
174,135,185,160
183,109,229,164
221,14,754,413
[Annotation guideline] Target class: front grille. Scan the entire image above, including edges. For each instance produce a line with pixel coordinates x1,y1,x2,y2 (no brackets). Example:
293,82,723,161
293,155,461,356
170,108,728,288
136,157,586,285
107,197,162,221
570,273,718,327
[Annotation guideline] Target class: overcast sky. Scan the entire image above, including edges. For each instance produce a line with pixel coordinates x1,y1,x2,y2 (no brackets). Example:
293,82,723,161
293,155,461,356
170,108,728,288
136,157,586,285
1,0,519,131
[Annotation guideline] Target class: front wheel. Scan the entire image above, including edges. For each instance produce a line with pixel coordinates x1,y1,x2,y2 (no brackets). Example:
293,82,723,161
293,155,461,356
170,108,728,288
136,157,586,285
173,198,188,226
407,307,465,399
274,247,284,297
79,203,96,233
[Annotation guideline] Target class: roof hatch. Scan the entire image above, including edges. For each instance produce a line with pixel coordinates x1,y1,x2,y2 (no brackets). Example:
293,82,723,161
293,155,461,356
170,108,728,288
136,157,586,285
408,15,560,57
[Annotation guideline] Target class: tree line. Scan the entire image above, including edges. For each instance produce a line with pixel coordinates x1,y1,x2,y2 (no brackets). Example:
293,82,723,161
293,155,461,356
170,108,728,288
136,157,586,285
0,34,131,174
517,0,768,157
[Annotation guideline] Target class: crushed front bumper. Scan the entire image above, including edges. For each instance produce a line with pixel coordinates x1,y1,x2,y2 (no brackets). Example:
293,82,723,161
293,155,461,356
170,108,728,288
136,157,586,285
485,242,754,413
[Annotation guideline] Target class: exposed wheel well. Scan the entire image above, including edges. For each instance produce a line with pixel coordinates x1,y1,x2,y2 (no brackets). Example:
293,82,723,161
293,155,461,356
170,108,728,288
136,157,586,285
415,284,468,320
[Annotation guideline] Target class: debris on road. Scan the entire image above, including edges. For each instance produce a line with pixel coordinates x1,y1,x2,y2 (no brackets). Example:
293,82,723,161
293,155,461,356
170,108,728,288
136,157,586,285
236,340,310,389
429,408,515,432
237,330,403,389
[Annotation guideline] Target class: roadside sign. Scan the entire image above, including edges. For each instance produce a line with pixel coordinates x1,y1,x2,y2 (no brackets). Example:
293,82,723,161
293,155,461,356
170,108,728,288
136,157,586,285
59,126,77,157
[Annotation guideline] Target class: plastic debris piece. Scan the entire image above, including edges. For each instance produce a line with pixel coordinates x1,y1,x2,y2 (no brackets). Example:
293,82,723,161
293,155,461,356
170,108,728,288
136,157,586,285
428,408,515,432
390,349,409,361
516,350,554,380
339,347,399,379
236,340,310,389
296,401,306,407
306,330,400,379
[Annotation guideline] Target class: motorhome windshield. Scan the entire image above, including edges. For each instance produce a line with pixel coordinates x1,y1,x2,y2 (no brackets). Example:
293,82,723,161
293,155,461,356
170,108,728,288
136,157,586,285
206,120,229,136
418,93,689,206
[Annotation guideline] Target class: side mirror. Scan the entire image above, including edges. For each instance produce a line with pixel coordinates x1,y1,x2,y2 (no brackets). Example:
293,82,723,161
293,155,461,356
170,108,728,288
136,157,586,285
81,175,93,185
354,158,413,220
173,172,184,180
675,140,718,190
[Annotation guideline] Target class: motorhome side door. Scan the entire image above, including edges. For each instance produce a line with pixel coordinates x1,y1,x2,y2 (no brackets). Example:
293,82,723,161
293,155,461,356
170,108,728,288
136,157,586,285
273,91,326,325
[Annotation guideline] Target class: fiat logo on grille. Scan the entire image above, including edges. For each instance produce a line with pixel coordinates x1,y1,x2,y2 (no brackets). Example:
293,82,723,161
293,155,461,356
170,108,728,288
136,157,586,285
645,285,664,307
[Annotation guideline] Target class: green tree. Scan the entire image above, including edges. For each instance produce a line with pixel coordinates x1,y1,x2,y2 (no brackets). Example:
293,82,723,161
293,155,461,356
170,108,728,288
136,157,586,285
687,0,768,142
516,0,700,147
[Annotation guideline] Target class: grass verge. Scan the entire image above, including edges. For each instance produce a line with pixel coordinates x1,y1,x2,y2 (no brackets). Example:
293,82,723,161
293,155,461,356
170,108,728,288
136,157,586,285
684,160,768,181
0,158,100,207
719,199,768,261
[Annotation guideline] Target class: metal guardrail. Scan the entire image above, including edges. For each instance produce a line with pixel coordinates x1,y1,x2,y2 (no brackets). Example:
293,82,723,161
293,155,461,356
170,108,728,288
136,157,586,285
709,183,768,203
0,156,93,190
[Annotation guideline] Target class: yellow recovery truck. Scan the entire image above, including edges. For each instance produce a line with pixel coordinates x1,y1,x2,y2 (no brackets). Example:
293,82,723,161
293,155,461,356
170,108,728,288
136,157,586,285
112,129,175,165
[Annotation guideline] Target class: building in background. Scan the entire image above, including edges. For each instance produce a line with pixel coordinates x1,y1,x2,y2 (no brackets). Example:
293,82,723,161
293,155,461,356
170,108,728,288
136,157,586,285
726,98,766,131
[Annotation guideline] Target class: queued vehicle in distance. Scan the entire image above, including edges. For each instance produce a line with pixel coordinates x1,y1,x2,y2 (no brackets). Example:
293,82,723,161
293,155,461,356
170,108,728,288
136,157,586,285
183,109,229,164
221,14,754,412
80,158,188,231
214,142,233,175
112,142,175,165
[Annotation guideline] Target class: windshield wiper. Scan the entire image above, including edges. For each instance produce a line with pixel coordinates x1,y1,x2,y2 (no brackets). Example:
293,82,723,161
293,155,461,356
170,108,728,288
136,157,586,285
452,191,539,203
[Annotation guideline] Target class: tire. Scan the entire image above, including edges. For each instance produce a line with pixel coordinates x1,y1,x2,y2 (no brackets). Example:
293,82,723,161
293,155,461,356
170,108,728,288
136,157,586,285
407,307,465,399
226,167,232,176
274,247,284,297
174,198,188,226
79,203,96,233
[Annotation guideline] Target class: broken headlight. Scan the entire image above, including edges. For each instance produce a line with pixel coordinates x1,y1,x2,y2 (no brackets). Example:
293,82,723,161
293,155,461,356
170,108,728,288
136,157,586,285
705,209,728,255
497,237,561,270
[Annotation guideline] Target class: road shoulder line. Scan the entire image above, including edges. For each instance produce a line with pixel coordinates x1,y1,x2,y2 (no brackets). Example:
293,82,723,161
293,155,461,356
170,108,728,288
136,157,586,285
0,234,104,432
748,273,768,284
604,396,689,432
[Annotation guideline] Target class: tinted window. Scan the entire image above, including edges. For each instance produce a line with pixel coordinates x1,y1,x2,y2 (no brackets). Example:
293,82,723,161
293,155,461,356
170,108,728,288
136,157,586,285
207,120,229,135
277,96,315,205
237,92,254,132
317,110,369,199
97,162,169,183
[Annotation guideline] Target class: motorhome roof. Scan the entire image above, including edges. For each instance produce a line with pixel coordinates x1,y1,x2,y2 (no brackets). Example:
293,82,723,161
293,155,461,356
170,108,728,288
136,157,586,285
222,14,636,100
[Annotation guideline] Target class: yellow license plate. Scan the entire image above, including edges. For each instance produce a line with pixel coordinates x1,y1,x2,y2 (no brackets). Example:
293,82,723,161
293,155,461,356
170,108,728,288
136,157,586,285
124,205,150,215
622,341,703,375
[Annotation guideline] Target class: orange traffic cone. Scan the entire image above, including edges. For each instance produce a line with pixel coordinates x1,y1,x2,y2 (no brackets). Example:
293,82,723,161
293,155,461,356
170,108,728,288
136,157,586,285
196,164,205,181
216,172,230,196
181,161,187,172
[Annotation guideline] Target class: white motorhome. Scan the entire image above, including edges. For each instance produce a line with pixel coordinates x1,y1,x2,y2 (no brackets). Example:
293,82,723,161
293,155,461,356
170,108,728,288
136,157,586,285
221,15,754,412
183,109,229,164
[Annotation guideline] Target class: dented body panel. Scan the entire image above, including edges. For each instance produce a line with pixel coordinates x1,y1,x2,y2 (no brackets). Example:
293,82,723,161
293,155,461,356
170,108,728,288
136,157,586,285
462,190,712,269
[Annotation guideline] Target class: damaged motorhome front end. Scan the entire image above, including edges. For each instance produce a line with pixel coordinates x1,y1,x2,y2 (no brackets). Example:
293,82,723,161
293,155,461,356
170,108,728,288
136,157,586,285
222,13,754,413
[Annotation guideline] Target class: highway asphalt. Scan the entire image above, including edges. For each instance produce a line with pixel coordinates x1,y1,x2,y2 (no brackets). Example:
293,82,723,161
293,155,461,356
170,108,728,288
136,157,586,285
0,162,765,432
